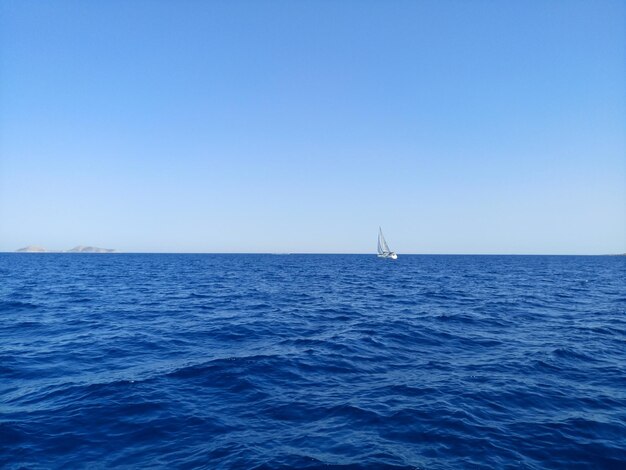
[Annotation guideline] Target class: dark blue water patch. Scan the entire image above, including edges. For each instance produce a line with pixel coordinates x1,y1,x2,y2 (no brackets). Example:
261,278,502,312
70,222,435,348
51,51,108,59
0,300,41,312
1,253,625,468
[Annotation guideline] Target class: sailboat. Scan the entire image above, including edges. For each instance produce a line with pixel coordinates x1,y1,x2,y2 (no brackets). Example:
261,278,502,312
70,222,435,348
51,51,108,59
377,227,398,259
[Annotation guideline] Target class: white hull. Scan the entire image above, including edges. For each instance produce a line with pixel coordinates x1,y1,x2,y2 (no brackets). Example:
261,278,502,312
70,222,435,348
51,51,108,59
377,252,398,260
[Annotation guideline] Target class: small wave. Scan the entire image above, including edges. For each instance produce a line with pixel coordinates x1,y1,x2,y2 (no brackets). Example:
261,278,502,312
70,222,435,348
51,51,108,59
0,300,40,311
551,347,601,363
10,320,43,328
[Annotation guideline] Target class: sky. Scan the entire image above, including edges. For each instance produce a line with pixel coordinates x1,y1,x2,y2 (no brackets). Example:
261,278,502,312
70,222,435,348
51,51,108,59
0,0,624,254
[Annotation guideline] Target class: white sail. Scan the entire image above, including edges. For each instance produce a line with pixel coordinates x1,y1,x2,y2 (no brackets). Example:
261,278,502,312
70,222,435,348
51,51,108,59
377,227,397,259
378,227,390,255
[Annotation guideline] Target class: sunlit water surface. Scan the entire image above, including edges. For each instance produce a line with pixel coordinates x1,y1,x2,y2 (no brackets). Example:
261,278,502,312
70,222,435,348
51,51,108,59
1,254,625,468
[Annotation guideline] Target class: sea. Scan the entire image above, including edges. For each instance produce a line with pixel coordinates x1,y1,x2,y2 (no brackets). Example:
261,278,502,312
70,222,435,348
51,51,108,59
1,253,625,469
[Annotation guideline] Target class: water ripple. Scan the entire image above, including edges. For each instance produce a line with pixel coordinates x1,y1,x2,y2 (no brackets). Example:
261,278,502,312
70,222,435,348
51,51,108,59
1,254,625,468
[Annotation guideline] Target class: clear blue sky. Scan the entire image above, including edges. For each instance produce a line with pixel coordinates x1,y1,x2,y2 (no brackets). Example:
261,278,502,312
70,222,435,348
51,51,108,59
1,0,624,254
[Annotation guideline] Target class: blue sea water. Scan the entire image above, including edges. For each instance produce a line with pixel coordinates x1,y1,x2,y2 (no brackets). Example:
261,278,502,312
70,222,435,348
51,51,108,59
1,253,625,469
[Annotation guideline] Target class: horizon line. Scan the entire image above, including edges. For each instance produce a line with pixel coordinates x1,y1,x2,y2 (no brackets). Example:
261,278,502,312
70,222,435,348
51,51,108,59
4,251,624,256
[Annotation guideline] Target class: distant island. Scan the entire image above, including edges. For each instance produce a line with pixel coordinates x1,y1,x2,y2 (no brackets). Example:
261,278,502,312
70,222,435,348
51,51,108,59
16,245,48,252
16,245,117,253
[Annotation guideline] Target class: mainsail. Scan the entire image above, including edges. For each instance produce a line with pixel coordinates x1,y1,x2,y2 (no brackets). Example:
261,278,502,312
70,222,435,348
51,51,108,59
378,227,391,255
